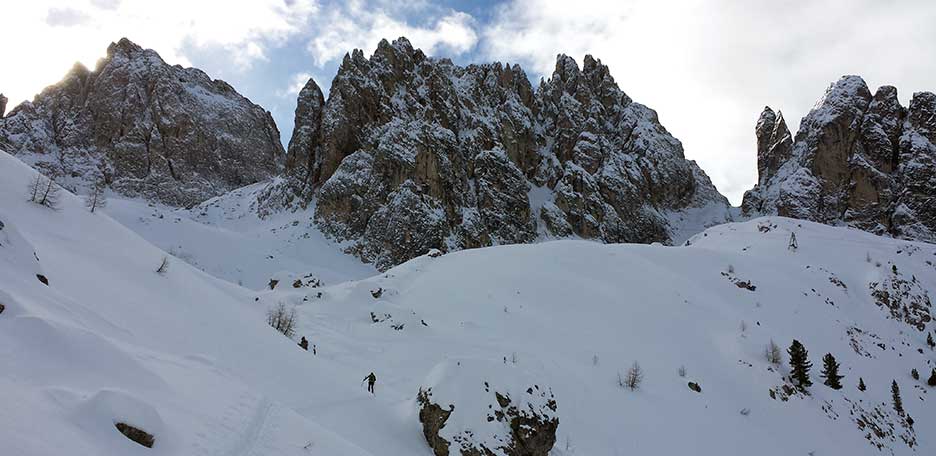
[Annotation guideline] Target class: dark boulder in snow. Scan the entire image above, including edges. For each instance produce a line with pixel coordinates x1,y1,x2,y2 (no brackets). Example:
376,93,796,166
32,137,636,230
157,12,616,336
0,38,285,207
742,76,936,243
115,422,154,448
267,37,731,270
416,360,558,456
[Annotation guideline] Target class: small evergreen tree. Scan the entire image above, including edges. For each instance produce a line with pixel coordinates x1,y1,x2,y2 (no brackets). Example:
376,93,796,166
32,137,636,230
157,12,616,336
911,368,919,380
858,377,866,392
928,368,936,387
820,353,843,389
927,332,935,349
891,380,903,415
788,339,812,389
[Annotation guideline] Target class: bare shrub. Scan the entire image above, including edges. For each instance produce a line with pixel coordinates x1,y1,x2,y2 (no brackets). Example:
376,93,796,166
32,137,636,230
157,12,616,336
267,303,297,338
623,361,644,390
765,339,783,365
155,256,169,275
678,365,687,378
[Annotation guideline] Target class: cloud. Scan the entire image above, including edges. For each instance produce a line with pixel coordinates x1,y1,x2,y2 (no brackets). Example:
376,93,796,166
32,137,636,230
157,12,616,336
3,0,317,110
307,4,478,66
277,72,314,99
481,0,936,203
46,8,90,27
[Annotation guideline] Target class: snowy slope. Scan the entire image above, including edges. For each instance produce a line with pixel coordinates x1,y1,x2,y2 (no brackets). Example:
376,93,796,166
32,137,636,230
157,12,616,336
2,149,935,455
104,182,376,290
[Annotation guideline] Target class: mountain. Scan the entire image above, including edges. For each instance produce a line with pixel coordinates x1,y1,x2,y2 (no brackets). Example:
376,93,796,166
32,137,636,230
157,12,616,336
741,76,936,243
3,148,934,455
264,37,731,270
0,38,285,207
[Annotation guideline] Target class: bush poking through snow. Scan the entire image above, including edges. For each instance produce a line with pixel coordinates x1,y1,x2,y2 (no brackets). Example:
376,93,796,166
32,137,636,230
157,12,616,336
267,303,297,338
858,377,867,391
622,362,643,390
911,368,919,380
765,339,783,365
115,422,154,448
688,381,702,393
927,369,936,387
155,257,169,275
678,365,687,378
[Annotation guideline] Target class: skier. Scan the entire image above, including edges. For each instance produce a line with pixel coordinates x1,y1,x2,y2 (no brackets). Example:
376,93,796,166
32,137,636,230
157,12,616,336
363,372,377,394
299,336,309,351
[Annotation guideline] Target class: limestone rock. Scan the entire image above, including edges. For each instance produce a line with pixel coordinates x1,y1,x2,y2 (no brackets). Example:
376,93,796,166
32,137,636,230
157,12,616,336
0,38,285,206
416,360,559,456
742,75,936,243
274,37,731,269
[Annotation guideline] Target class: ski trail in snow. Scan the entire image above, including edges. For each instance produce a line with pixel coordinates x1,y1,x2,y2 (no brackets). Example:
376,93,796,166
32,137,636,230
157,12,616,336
223,395,275,456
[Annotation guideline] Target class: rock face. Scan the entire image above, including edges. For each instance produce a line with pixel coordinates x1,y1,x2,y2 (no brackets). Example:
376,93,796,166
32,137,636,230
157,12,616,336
0,93,7,118
742,76,936,242
416,360,559,456
0,38,285,207
276,37,730,269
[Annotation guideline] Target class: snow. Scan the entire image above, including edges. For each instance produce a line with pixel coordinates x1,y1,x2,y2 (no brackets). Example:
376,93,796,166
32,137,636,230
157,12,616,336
2,149,935,455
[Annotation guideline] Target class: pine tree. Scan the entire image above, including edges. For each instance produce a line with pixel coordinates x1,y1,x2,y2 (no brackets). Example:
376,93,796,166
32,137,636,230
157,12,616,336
787,339,812,389
911,368,919,380
891,380,903,415
928,368,936,387
927,332,935,349
820,353,843,389
858,377,866,391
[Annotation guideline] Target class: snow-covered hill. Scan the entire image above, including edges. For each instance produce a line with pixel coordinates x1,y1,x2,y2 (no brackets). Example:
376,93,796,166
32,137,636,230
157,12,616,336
2,149,934,455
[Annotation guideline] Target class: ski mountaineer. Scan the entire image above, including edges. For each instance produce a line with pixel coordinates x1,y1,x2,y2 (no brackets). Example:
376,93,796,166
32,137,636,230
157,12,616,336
363,372,377,394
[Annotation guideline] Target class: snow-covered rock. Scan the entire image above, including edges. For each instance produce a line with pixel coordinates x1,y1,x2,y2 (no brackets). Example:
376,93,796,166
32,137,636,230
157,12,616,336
269,37,731,270
417,359,559,456
0,38,285,207
742,75,936,243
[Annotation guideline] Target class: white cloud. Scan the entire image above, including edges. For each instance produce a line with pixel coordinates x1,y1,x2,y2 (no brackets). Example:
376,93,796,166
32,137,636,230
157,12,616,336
1,0,317,109
277,72,314,99
482,0,936,204
307,4,478,66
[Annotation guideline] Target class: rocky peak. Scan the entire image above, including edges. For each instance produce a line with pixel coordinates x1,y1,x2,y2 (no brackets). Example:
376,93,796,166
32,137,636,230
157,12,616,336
0,93,7,118
742,75,936,243
272,38,730,270
753,106,793,185
0,38,285,206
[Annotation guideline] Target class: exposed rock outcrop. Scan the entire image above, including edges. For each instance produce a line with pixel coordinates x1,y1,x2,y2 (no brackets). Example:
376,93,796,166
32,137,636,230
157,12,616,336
416,360,559,456
0,38,285,207
742,76,936,243
0,93,7,118
273,37,730,269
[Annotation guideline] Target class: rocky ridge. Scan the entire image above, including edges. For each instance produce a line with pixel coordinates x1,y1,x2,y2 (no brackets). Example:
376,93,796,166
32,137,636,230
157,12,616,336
0,38,285,207
268,37,731,269
742,75,936,243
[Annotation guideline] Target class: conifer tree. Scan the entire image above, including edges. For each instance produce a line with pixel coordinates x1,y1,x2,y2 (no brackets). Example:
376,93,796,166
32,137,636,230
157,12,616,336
858,377,866,391
891,380,903,415
911,368,919,380
928,368,936,387
787,339,812,389
820,353,843,389
927,332,935,349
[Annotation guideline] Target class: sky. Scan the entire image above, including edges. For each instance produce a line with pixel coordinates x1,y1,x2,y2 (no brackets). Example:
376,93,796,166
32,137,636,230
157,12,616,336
2,0,935,204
